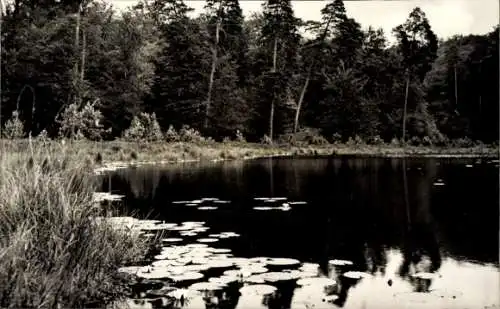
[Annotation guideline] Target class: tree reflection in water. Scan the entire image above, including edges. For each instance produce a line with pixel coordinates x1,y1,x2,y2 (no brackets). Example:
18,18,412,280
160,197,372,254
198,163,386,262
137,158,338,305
398,158,442,293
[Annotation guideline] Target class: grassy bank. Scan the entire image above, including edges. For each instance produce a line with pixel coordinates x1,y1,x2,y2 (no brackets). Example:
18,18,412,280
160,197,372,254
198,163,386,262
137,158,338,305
1,139,498,167
0,141,150,308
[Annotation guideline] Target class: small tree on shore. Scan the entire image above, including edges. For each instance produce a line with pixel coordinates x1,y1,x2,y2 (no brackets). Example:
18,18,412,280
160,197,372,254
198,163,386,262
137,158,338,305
2,111,25,139
122,112,163,141
57,100,109,140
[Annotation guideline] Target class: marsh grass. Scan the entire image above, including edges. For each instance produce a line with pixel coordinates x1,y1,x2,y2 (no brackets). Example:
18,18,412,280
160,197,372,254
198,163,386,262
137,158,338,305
0,139,149,308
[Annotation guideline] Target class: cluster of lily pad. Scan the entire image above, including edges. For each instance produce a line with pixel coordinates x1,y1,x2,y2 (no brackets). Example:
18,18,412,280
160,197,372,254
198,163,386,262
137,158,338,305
252,197,307,212
113,219,377,309
172,198,231,211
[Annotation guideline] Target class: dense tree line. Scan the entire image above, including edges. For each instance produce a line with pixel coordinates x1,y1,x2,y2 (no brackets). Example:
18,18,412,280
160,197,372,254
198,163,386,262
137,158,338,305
1,0,498,144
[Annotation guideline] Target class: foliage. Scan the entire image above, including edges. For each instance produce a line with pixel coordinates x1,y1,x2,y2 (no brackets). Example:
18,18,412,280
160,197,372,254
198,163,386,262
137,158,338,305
122,112,163,142
0,0,497,145
178,125,206,143
0,144,148,308
2,111,25,139
57,101,109,140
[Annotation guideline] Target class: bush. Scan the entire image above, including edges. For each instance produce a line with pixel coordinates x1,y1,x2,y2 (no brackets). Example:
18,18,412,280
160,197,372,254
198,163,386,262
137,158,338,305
0,145,148,308
331,133,342,145
178,125,205,143
2,111,24,139
410,136,422,146
260,135,273,145
235,130,246,143
420,136,432,146
390,137,401,146
367,135,384,145
58,101,110,140
122,112,163,142
164,125,180,142
306,135,329,145
451,137,475,148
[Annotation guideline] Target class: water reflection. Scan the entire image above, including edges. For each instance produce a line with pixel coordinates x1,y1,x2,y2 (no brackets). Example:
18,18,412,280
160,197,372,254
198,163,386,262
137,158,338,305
102,157,499,309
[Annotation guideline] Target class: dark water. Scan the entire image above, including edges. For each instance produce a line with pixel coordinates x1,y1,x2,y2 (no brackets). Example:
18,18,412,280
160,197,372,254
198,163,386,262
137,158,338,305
103,157,499,309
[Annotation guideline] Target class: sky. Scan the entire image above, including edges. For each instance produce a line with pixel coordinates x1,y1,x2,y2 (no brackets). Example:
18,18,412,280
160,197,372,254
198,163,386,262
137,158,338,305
108,0,499,42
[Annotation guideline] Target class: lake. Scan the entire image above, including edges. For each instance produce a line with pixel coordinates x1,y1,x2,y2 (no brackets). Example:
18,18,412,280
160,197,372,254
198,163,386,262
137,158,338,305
102,157,499,309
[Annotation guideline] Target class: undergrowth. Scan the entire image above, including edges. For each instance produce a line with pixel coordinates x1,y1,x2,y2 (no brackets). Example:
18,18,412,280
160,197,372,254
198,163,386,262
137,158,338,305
0,140,148,308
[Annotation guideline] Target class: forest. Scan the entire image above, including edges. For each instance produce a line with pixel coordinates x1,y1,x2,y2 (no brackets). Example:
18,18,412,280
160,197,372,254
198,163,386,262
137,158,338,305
1,0,498,145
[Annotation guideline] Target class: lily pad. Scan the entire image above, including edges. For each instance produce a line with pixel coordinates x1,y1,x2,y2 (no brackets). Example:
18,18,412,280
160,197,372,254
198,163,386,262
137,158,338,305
198,206,218,210
289,201,307,205
182,221,206,226
253,206,275,211
162,238,183,243
267,258,301,268
270,197,287,201
213,200,231,204
169,272,204,283
179,232,198,237
189,282,225,293
254,197,270,201
220,232,240,238
262,271,301,283
208,248,232,254
209,275,240,286
207,259,234,269
297,277,336,287
328,259,354,267
343,271,370,280
244,275,266,284
172,201,190,204
201,198,219,202
197,238,219,243
239,284,277,296
185,244,209,249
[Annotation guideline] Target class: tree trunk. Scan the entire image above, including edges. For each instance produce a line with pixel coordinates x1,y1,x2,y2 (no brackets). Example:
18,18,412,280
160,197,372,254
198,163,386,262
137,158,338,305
402,70,410,144
73,4,81,105
80,30,86,84
454,65,458,107
293,65,311,133
269,37,278,142
205,3,223,130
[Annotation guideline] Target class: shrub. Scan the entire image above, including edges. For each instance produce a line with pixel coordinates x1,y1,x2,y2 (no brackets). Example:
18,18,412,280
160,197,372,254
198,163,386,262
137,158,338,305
0,145,148,308
354,135,364,145
307,135,329,145
410,136,422,146
2,111,24,139
452,137,475,148
122,112,163,142
390,137,401,146
367,135,384,145
260,135,273,145
58,101,109,140
235,130,246,143
331,133,342,144
178,125,205,143
164,125,179,142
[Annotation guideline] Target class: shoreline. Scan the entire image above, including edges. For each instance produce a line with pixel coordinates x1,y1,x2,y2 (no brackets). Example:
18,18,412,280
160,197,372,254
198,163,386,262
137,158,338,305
87,141,498,174
1,139,497,173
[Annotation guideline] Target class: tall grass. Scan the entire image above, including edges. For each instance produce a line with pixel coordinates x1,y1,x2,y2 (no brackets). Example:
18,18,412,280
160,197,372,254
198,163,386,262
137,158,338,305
0,140,148,308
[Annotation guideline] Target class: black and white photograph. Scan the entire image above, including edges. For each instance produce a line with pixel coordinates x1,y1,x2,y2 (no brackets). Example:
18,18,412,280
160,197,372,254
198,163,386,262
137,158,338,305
0,0,498,308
